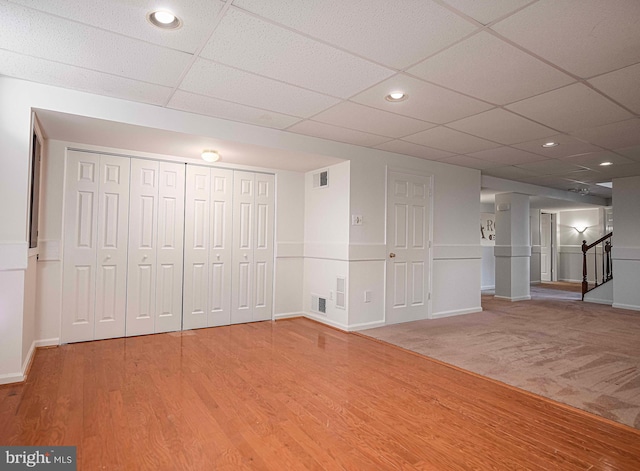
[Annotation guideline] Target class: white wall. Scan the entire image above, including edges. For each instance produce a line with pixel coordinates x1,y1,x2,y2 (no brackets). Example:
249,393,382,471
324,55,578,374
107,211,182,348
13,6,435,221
557,208,603,282
480,210,496,290
612,176,640,311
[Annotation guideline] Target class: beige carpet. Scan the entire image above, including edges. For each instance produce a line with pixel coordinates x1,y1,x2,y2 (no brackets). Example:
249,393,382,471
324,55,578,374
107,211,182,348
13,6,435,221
362,283,640,429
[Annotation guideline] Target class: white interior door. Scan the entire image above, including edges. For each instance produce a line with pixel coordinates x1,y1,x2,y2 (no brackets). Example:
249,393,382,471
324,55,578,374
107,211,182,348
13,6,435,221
208,168,233,327
231,171,255,324
183,165,210,329
541,213,552,282
155,162,185,333
95,154,130,340
385,171,431,325
126,159,159,336
252,173,275,322
62,151,100,343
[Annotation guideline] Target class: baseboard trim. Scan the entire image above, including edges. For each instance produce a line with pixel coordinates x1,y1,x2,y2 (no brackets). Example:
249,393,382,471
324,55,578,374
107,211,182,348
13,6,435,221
36,338,60,348
612,303,640,312
481,285,495,290
21,340,37,379
431,306,483,319
347,320,386,331
494,295,532,302
583,298,613,306
301,312,349,331
0,372,25,386
273,312,304,320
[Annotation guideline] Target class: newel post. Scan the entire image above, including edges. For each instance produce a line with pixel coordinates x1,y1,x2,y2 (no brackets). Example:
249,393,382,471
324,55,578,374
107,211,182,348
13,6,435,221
581,240,588,299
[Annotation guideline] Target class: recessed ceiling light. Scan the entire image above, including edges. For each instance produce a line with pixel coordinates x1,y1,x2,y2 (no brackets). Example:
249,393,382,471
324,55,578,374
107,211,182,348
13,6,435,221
201,150,220,162
541,142,559,148
147,10,182,29
385,91,407,102
599,161,613,166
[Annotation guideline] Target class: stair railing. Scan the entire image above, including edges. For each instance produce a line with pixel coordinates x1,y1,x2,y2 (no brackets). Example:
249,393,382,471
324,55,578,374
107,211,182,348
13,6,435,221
581,232,613,300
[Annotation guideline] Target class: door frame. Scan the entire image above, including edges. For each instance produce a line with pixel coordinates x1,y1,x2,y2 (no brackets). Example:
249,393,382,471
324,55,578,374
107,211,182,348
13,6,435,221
384,166,434,324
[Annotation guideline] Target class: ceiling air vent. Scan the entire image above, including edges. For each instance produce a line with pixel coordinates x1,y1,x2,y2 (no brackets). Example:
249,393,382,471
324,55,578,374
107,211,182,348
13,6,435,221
336,276,346,310
313,170,329,189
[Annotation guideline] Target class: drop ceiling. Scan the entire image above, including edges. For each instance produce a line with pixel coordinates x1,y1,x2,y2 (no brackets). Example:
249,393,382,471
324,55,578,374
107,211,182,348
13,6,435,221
2,0,640,196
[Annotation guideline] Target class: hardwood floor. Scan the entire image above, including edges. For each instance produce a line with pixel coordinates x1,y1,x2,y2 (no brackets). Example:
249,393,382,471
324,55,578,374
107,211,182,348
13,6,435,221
2,318,640,470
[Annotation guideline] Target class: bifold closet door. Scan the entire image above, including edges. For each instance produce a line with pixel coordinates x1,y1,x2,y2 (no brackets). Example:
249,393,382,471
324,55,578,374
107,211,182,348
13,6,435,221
183,165,233,329
231,172,275,324
62,151,129,343
127,159,185,336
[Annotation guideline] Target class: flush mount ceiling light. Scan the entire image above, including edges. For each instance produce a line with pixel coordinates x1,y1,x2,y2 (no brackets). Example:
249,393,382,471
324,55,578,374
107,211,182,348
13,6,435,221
541,141,559,148
599,161,613,166
201,150,220,162
385,91,408,102
568,187,590,196
147,10,182,29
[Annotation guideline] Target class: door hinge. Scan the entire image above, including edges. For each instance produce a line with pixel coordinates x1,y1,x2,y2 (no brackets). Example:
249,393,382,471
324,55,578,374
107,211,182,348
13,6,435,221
428,292,431,300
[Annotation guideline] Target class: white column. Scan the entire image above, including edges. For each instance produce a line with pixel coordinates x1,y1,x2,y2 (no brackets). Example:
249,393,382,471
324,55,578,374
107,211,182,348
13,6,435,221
494,193,531,301
530,208,541,284
612,176,640,311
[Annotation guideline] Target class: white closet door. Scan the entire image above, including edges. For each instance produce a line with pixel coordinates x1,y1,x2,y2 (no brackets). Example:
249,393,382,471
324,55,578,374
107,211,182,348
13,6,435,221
231,171,255,324
155,162,185,333
126,159,159,336
252,173,275,321
183,165,210,329
208,168,233,327
62,151,100,343
95,155,130,340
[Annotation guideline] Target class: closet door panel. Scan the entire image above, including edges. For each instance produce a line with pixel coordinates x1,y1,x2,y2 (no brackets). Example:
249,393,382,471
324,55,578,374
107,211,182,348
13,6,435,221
62,151,100,343
95,154,130,340
156,162,185,333
208,168,233,327
126,159,159,336
253,173,275,321
231,171,255,324
183,165,210,329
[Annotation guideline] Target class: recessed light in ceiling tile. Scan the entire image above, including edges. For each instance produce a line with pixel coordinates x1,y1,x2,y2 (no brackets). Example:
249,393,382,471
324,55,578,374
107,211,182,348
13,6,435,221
599,161,613,166
385,91,407,102
542,141,559,148
147,10,182,30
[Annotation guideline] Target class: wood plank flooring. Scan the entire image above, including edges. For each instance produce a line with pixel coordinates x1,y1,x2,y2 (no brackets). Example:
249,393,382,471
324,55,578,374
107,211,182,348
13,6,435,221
1,318,639,470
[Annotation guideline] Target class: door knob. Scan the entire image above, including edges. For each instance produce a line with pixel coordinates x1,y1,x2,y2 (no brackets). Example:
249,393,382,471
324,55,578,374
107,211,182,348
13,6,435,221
389,253,396,258
106,255,111,260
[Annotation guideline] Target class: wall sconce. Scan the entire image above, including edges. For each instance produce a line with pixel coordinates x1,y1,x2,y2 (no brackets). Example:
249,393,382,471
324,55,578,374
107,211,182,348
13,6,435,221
573,225,588,234
201,149,220,162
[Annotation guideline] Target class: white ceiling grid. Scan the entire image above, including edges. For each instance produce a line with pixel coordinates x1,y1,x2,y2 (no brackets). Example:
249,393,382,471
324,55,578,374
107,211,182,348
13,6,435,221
1,0,639,195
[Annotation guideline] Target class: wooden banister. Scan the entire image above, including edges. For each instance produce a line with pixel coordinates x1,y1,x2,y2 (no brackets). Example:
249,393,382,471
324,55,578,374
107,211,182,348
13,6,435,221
581,232,613,300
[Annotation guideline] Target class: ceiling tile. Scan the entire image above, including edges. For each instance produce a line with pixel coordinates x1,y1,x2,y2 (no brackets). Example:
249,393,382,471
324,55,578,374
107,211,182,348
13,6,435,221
594,162,640,179
481,166,540,180
408,32,574,105
615,145,640,163
588,63,640,114
10,0,225,54
560,151,635,169
467,146,548,165
287,120,391,147
167,90,301,130
515,159,588,175
448,108,556,145
403,126,501,154
375,140,455,161
311,102,435,138
0,2,192,87
350,74,492,124
440,0,533,25
571,119,640,149
200,8,394,98
492,0,640,78
512,134,603,158
506,83,633,133
232,0,477,69
440,155,503,170
0,49,172,105
179,59,339,118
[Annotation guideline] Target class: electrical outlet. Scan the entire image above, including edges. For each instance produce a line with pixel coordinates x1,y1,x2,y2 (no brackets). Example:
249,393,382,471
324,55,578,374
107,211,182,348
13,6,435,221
351,215,363,225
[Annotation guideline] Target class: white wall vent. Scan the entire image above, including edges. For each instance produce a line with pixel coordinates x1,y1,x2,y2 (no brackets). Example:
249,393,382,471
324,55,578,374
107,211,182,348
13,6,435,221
313,170,329,189
336,276,346,309
311,294,327,315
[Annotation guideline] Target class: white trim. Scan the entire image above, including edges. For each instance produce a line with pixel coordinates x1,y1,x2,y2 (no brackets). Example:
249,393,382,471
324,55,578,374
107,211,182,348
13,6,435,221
36,338,60,347
494,295,532,301
431,306,483,319
558,278,582,283
273,312,304,320
0,241,28,270
583,298,613,306
304,242,349,260
348,243,386,261
38,239,61,261
481,285,495,290
612,303,640,312
275,242,304,258
0,372,25,385
494,245,531,257
21,340,36,378
612,247,640,261
303,312,349,331
348,320,386,331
